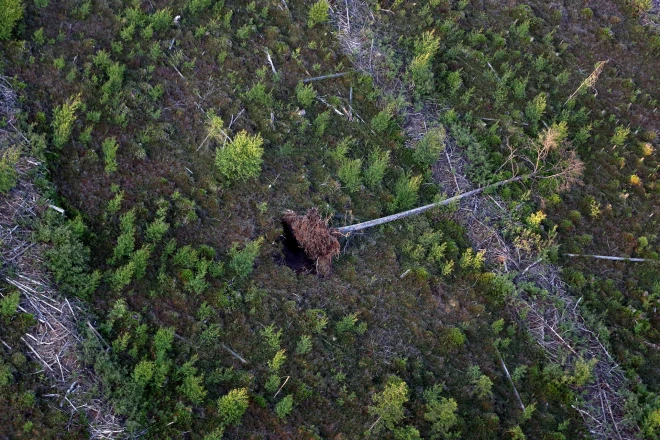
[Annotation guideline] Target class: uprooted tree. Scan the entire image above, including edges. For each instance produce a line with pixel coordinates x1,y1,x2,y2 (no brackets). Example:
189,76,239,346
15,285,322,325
283,124,584,275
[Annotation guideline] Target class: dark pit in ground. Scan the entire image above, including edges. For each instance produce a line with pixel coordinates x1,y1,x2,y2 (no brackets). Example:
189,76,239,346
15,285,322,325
276,220,316,273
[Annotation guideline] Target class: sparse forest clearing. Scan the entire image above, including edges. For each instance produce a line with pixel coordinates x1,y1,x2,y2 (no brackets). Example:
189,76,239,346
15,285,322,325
1,0,660,439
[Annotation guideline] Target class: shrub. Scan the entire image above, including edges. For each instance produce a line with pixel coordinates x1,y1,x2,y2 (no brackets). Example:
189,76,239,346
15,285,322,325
151,9,172,32
364,148,390,189
296,82,316,107
111,262,135,291
296,335,313,355
113,209,135,262
39,214,101,299
525,93,546,126
52,95,81,149
100,62,125,104
188,0,212,13
314,111,331,136
390,174,422,212
628,0,652,16
218,388,249,427
261,324,282,351
371,109,392,133
244,82,273,108
307,0,329,28
102,137,119,174
471,371,493,398
580,7,593,19
368,377,409,431
133,360,155,386
611,125,630,147
265,374,280,394
215,131,264,183
443,327,466,348
413,126,446,167
644,408,660,439
424,384,459,438
446,70,463,95
338,158,362,192
275,395,293,419
512,77,528,99
0,146,19,194
0,290,20,318
0,0,23,41
131,246,151,280
146,217,169,242
228,238,263,278
268,349,286,372
336,313,358,333
410,53,434,96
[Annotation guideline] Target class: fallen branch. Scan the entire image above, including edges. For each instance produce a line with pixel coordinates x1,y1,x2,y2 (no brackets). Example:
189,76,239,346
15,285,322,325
563,61,607,106
264,49,277,75
336,175,524,234
564,254,659,263
221,343,249,365
498,351,525,411
302,72,348,83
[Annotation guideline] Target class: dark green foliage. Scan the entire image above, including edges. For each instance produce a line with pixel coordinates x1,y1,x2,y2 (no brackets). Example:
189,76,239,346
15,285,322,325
38,212,100,299
364,148,390,189
423,384,460,439
0,290,20,318
0,146,19,194
390,174,422,212
296,82,317,107
413,126,446,167
0,0,23,40
228,238,262,278
51,95,81,149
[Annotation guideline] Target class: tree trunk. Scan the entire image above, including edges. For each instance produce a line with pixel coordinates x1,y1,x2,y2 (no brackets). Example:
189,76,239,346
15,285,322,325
336,175,524,234
564,254,659,263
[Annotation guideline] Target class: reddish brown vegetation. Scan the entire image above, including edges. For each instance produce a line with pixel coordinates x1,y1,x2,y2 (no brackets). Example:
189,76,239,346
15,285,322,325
282,208,341,275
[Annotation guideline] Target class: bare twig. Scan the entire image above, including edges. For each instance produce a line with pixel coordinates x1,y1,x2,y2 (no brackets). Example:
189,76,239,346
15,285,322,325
264,49,277,75
221,343,249,365
302,72,348,83
273,375,290,398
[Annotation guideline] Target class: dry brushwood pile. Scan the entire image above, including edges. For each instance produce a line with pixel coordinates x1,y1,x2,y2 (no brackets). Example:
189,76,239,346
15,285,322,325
282,208,341,275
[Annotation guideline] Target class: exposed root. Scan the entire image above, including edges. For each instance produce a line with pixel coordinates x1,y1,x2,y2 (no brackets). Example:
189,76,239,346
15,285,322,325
282,208,341,276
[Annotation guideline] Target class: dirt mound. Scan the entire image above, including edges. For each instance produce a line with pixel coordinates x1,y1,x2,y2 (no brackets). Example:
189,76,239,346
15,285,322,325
282,208,341,275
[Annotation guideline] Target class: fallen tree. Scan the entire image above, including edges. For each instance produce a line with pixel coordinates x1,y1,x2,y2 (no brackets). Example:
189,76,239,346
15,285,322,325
284,124,583,274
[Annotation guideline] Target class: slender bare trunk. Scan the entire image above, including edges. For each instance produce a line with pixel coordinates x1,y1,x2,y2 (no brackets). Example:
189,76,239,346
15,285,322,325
336,175,524,234
564,254,658,263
